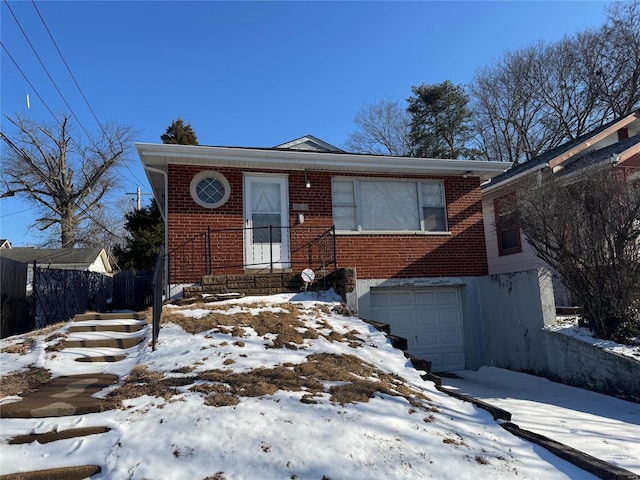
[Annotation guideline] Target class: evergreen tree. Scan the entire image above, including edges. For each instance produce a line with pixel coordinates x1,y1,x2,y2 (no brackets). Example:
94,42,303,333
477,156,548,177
407,81,475,159
161,118,198,145
113,200,164,271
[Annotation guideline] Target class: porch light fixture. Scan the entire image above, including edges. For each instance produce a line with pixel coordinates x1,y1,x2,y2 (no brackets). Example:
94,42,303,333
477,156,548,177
304,170,311,188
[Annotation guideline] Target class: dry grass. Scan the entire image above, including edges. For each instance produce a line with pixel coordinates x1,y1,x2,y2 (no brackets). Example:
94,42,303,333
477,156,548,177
105,302,430,411
162,303,361,350
443,437,467,447
0,366,51,399
105,352,433,411
1,338,35,355
106,365,197,408
1,322,69,356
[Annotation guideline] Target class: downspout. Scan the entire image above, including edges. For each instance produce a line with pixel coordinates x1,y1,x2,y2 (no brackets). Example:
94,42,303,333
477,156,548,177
145,165,170,301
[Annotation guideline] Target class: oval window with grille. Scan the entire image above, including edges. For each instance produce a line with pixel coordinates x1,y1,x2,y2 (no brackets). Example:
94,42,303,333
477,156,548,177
190,171,231,208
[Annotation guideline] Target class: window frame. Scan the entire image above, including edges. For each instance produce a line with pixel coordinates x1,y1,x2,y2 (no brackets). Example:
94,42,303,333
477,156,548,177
331,177,449,234
190,171,231,209
493,193,522,256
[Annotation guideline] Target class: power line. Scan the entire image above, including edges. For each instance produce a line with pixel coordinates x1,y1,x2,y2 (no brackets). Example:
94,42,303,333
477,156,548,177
0,42,59,121
29,0,147,188
3,0,94,140
0,207,34,218
3,2,147,211
30,0,106,138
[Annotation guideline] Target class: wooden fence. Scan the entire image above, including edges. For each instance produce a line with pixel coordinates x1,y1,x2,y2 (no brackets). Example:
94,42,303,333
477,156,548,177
0,257,30,338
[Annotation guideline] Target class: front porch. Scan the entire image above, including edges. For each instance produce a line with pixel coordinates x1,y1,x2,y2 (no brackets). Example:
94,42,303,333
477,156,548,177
167,225,337,286
183,268,350,299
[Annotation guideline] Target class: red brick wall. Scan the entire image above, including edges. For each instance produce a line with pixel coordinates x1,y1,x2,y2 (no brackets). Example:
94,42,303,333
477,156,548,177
166,165,488,282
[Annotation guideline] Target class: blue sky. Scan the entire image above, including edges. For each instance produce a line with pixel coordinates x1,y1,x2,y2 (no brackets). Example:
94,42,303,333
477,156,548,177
1,1,610,247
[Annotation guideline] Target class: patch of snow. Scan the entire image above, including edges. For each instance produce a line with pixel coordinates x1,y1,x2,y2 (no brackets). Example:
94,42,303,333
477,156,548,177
547,316,640,360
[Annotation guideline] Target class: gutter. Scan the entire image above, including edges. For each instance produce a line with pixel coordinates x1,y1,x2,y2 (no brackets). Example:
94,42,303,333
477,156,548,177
144,165,170,301
482,162,549,194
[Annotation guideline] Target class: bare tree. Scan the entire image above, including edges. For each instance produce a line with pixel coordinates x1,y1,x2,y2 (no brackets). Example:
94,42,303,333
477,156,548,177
345,99,411,156
471,0,640,165
514,165,640,342
1,114,136,248
582,1,640,118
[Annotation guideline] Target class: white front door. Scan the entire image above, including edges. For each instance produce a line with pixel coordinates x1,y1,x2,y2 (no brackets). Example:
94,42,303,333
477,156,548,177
244,175,290,270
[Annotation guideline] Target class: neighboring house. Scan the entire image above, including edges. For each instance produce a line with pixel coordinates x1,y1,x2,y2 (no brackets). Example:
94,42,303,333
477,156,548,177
0,239,12,249
481,110,640,307
0,247,113,292
0,247,112,273
137,135,507,371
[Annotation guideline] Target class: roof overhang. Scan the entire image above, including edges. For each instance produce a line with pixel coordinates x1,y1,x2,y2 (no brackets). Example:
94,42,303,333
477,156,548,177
615,142,640,168
136,143,508,215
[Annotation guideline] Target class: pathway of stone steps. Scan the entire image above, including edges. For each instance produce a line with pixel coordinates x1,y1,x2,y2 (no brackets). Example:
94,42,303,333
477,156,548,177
0,312,148,480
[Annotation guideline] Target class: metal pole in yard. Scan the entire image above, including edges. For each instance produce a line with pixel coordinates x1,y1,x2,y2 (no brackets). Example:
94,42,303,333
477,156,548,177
269,225,273,273
332,225,337,270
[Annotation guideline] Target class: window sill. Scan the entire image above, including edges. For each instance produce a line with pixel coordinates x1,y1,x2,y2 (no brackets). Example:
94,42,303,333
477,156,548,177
498,248,523,256
335,230,452,236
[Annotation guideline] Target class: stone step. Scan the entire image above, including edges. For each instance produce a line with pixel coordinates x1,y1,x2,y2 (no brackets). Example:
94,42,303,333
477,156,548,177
0,465,101,480
0,373,118,418
185,271,335,298
73,312,144,322
75,354,126,363
61,336,145,350
68,322,145,333
8,426,111,445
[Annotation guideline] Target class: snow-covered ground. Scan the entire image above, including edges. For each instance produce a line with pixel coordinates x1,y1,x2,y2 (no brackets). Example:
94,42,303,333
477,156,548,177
0,291,609,479
441,367,640,475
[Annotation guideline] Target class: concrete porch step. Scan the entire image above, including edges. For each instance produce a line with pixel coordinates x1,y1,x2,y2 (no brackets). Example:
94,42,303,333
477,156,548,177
185,271,335,298
75,354,126,363
61,336,145,349
73,312,145,322
67,322,146,333
0,373,118,418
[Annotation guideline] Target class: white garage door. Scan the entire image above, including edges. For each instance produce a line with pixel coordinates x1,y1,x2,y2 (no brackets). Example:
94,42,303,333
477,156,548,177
370,287,464,372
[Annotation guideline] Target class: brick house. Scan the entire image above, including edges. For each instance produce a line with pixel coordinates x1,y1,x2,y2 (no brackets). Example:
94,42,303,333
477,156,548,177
137,136,506,371
481,110,640,307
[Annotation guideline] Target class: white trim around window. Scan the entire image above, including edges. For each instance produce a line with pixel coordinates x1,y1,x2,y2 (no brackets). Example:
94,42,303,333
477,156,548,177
331,177,449,234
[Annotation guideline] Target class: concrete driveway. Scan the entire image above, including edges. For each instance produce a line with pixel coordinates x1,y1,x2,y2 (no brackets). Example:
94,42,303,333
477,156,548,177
440,367,640,476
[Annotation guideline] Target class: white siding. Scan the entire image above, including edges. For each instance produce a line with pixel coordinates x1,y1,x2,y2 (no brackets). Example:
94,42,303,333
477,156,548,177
482,194,546,275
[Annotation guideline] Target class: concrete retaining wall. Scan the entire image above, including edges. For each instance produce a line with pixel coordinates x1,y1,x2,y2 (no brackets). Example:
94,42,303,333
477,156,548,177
477,268,640,401
542,329,640,402
477,269,556,373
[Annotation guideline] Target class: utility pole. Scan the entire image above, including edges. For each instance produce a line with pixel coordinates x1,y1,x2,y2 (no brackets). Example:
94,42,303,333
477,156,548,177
126,185,142,210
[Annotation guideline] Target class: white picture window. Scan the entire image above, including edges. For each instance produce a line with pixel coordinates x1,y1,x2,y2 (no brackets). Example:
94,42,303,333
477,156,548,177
190,171,231,208
331,178,448,232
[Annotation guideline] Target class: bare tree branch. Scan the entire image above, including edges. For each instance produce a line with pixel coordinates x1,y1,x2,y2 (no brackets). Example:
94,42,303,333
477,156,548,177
1,114,136,248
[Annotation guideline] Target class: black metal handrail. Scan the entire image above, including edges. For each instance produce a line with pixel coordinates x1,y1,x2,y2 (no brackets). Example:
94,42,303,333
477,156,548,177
167,225,336,284
151,246,164,351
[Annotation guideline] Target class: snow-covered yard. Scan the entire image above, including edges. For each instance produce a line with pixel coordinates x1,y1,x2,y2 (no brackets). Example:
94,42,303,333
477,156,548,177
0,291,606,479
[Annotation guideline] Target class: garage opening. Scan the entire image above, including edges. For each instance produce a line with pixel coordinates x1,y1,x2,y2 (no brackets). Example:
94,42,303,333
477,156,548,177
369,287,464,372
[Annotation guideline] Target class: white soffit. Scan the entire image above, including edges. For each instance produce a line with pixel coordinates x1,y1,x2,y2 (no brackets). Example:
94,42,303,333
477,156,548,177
136,143,507,178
